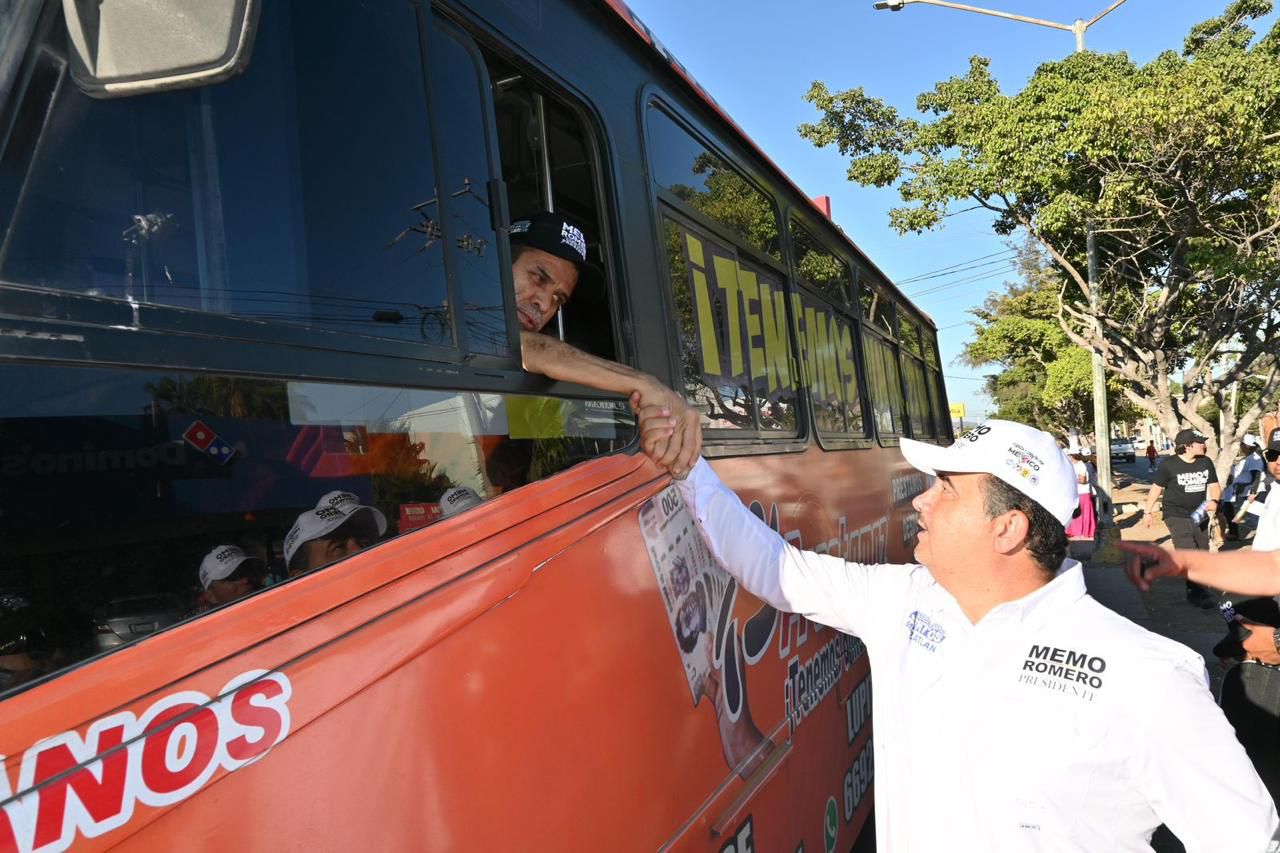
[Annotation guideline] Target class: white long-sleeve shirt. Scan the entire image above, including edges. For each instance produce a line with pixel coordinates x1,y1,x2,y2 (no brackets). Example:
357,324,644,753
676,458,1279,852
1252,485,1280,552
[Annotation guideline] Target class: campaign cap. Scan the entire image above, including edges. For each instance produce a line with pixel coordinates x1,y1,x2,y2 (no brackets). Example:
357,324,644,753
1175,428,1208,446
1268,437,1280,455
1242,434,1261,448
198,545,263,591
284,491,387,566
509,212,602,299
438,485,483,520
900,420,1079,527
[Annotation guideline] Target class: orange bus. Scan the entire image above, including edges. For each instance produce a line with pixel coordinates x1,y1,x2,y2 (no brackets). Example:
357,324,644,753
0,1,950,849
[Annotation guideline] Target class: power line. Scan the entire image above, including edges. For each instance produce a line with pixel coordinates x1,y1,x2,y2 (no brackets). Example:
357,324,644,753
897,248,1017,285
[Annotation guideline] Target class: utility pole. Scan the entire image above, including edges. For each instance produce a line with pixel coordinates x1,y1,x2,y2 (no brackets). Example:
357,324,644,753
873,0,1128,527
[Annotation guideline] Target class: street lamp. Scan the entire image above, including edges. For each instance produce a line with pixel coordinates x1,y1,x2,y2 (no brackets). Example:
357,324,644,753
871,0,1130,54
871,0,1131,527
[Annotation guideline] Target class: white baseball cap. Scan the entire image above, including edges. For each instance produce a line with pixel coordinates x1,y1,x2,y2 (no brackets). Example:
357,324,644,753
198,545,263,590
284,491,388,566
438,486,483,520
900,420,1079,527
1243,434,1261,448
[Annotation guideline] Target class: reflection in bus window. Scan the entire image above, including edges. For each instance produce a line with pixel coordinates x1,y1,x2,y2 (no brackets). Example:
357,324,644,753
664,218,797,433
0,2,505,353
902,355,935,438
790,220,852,308
0,363,635,697
793,289,865,437
859,282,896,338
862,331,904,436
648,106,782,263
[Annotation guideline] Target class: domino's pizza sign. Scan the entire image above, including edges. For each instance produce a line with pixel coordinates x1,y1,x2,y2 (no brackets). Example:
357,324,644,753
182,421,236,465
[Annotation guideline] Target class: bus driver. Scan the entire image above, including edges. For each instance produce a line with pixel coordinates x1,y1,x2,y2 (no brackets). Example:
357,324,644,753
509,213,702,471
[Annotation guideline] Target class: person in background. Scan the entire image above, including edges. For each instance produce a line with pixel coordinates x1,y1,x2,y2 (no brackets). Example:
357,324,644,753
437,485,483,521
1146,440,1159,472
1065,449,1096,541
1221,435,1265,541
285,491,388,578
1120,437,1280,804
196,545,266,610
1142,428,1221,608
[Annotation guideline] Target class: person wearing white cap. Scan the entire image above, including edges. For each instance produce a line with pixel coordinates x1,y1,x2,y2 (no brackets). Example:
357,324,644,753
437,485,483,520
196,544,265,610
1220,434,1265,540
634,410,1278,851
284,491,388,578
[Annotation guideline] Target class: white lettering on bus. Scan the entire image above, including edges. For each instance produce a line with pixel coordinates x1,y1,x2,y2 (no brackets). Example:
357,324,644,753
0,670,292,853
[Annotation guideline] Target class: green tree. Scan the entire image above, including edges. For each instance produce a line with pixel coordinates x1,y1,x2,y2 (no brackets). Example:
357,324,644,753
799,0,1280,479
965,239,1139,438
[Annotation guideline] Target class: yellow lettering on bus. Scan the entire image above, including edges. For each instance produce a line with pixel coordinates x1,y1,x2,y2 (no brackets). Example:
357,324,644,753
804,304,823,400
791,293,811,388
685,233,721,377
815,310,839,403
737,267,765,387
713,254,745,378
838,322,858,405
758,280,791,392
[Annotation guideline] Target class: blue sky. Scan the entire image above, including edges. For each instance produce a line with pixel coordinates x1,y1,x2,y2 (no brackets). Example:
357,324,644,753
622,0,1274,420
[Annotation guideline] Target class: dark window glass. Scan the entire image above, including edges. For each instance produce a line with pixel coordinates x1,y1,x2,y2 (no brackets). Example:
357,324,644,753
0,362,635,696
927,369,948,436
923,332,940,368
647,106,781,262
899,315,923,358
859,282,895,338
790,221,851,307
903,355,934,438
0,3,504,355
664,217,797,433
862,331,904,435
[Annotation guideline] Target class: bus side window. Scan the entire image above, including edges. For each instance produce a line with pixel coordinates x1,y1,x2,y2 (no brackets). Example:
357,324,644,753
898,314,936,439
789,220,867,440
0,2,510,360
485,53,617,363
660,215,799,434
647,103,797,437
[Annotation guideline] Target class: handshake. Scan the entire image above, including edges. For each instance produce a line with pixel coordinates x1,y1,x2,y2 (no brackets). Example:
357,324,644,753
628,384,702,480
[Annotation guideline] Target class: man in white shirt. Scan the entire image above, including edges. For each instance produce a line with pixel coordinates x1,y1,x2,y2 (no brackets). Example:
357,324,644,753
636,408,1277,851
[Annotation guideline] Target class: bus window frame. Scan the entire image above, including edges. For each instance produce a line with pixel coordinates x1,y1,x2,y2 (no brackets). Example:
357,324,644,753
454,7,634,377
783,209,874,451
653,204,808,456
641,92,808,456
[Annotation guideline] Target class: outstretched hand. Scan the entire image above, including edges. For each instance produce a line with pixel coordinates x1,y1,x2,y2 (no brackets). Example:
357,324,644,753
630,387,701,479
1116,541,1187,592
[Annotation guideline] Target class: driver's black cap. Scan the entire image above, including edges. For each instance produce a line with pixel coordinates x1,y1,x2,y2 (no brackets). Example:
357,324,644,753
509,212,603,301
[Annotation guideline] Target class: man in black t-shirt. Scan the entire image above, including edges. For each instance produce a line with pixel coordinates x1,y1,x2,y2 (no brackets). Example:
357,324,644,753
1143,428,1222,607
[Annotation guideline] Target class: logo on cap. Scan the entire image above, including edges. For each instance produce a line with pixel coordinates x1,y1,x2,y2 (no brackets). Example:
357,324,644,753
560,222,586,261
